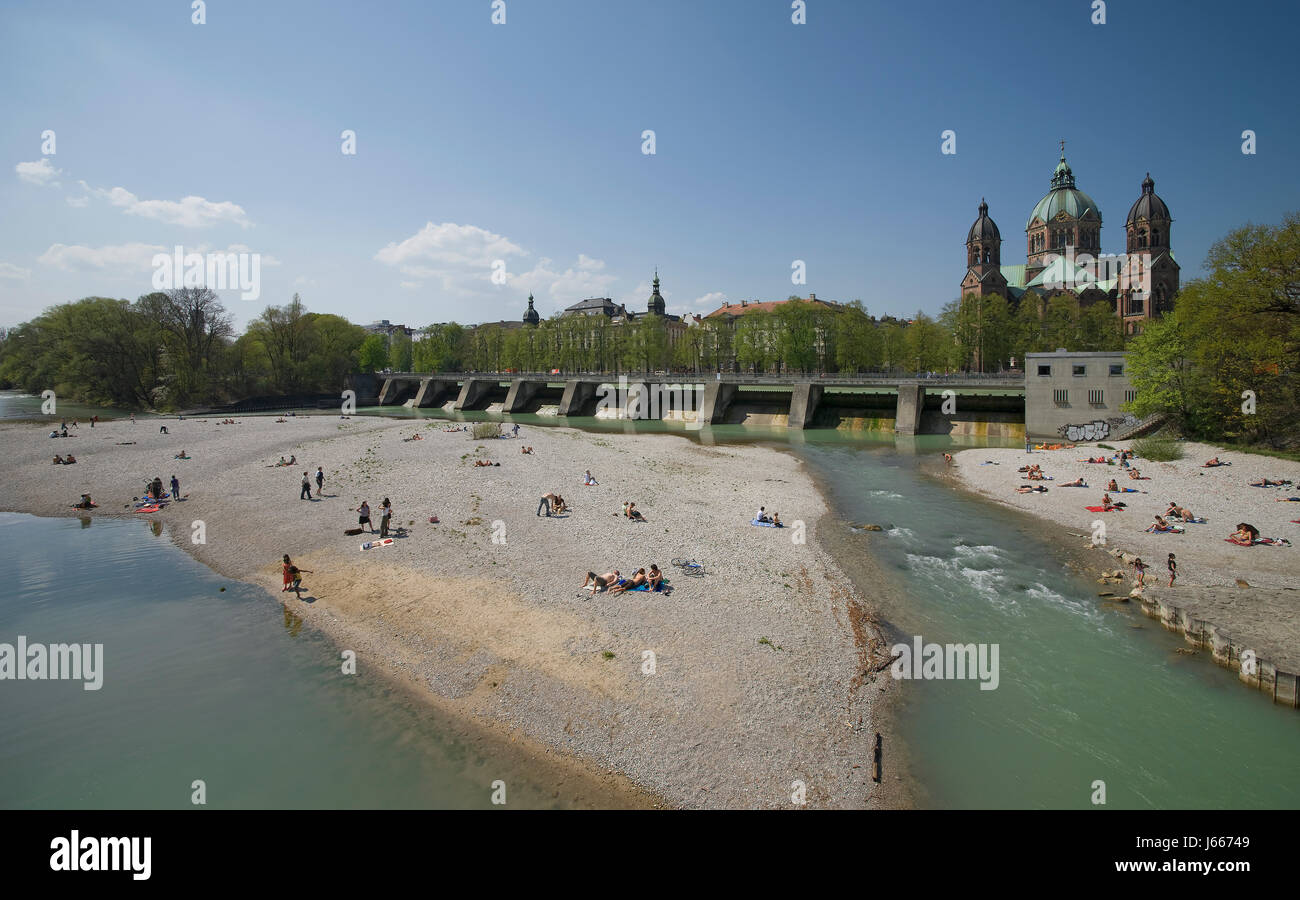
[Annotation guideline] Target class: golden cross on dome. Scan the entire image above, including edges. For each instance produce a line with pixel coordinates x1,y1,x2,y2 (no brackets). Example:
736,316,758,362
1060,139,1066,155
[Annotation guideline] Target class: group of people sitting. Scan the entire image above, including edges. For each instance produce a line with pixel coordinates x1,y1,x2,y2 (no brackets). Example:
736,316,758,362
274,455,297,467
582,565,664,594
1020,464,1047,481
402,433,425,442
519,446,534,454
52,454,77,465
754,507,783,526
73,493,95,509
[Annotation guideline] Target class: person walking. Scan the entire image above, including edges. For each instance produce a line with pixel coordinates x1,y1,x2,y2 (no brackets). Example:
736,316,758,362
315,466,324,495
170,474,180,500
300,472,312,500
1133,557,1147,589
357,501,373,533
282,555,294,592
380,498,392,538
1167,553,1177,588
287,565,312,599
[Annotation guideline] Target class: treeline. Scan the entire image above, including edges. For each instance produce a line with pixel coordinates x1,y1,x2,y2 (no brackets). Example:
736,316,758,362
391,293,1122,377
0,291,368,410
1127,213,1299,448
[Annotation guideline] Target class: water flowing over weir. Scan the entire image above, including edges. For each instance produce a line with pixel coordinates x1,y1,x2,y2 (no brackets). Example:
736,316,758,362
362,406,1300,809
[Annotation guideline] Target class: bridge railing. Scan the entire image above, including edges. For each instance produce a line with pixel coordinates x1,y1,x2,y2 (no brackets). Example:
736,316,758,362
374,370,1026,385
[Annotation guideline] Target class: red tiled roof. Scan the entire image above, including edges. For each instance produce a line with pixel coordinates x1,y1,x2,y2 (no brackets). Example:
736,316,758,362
704,297,840,319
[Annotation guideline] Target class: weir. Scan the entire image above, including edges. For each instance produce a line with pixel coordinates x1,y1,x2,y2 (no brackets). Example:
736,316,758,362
360,372,1028,434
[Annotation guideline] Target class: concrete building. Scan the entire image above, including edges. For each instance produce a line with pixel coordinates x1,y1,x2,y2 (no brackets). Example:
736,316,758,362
1024,350,1139,440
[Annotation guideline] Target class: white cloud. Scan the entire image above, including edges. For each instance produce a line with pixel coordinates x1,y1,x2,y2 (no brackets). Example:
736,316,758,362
375,222,524,269
691,291,727,309
37,242,166,272
66,195,90,207
511,255,618,311
15,159,62,186
0,262,32,280
399,281,421,290
76,179,252,228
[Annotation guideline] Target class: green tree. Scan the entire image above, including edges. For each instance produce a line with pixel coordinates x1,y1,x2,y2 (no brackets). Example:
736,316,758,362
358,333,389,371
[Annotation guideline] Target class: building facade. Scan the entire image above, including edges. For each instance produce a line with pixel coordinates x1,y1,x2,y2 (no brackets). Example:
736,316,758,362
962,145,1179,335
1024,350,1138,440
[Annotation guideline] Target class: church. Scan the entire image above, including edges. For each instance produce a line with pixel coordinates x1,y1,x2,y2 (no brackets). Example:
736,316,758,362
961,145,1179,335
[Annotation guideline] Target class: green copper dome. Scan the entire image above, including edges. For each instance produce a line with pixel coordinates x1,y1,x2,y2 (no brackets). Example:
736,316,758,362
1026,150,1102,228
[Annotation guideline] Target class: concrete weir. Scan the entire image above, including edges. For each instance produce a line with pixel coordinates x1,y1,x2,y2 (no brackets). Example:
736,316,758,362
363,372,1027,433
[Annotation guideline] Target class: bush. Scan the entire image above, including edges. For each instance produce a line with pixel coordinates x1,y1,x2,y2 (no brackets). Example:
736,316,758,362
470,422,500,440
1132,437,1183,462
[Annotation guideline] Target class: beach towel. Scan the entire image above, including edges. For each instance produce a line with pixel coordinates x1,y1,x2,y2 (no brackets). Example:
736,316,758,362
1226,537,1291,547
1085,506,1123,512
1291,520,1300,524
1146,526,1185,534
1176,517,1208,524
1201,462,1231,467
750,519,784,527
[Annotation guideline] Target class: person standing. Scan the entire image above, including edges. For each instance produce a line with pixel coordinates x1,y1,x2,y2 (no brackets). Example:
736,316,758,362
300,472,312,500
170,474,180,500
1133,557,1147,589
1167,553,1177,588
512,423,520,438
282,555,294,592
357,501,373,533
380,498,392,538
315,466,324,495
538,492,558,517
90,415,96,428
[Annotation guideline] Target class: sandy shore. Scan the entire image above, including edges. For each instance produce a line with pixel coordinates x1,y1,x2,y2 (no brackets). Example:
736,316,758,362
949,440,1300,681
0,413,899,808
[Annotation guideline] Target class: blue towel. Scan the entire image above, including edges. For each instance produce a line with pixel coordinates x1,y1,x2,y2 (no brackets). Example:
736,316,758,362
751,519,783,527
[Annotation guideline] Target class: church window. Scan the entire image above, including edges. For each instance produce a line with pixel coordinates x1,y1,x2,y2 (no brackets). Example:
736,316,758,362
1152,230,1160,246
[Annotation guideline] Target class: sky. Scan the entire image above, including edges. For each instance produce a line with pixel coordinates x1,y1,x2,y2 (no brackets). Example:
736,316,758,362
1,0,1297,332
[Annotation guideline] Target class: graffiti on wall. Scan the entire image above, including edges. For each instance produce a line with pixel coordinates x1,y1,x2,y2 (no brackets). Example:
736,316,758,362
1057,414,1138,442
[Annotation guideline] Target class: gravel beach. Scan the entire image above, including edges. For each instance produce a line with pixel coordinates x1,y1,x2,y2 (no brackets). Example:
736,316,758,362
949,440,1300,678
0,413,900,808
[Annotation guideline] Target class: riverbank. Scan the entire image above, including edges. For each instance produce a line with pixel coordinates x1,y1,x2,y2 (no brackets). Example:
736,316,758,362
947,441,1300,707
0,413,898,808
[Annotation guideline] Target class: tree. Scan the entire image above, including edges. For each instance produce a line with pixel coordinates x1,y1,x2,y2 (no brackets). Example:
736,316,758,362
358,334,389,371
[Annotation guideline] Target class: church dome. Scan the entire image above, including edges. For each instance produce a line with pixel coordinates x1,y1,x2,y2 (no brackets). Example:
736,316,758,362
1027,151,1102,227
1126,173,1171,225
648,271,666,315
523,293,540,325
967,199,1001,242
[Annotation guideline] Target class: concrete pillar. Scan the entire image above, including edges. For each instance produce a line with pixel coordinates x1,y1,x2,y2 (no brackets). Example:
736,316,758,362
700,381,737,425
787,383,823,430
503,379,542,413
894,383,924,435
558,380,598,416
453,379,494,411
413,379,453,409
377,378,396,406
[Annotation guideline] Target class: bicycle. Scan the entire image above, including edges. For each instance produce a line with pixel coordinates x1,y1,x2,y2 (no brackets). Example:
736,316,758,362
670,558,708,577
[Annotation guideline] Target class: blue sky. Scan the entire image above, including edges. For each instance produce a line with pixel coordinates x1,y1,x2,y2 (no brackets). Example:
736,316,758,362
2,0,1296,331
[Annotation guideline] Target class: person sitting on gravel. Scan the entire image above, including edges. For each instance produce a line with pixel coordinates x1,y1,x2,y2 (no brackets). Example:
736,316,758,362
52,454,64,465
1146,516,1176,533
755,506,771,523
1101,493,1125,510
583,470,597,485
1165,502,1195,520
624,501,645,521
1106,478,1120,492
64,454,76,464
175,450,190,459
1203,457,1226,467
1127,468,1143,479
1228,523,1260,545
73,494,94,510
647,564,663,590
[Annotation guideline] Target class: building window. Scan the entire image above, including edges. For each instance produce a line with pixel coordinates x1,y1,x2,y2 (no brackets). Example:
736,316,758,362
1088,389,1105,406
1072,364,1086,376
1109,364,1123,376
1037,365,1052,376
1124,389,1137,405
1053,389,1069,407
